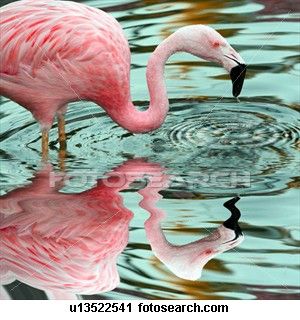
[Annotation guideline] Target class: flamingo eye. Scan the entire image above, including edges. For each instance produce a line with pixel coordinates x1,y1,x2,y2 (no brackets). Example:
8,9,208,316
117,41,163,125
212,41,220,48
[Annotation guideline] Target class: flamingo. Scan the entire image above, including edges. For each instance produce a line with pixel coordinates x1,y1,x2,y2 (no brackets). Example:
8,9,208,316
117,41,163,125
0,0,246,156
0,159,243,298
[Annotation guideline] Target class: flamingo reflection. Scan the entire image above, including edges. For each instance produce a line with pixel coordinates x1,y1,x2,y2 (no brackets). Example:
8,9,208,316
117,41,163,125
0,160,243,298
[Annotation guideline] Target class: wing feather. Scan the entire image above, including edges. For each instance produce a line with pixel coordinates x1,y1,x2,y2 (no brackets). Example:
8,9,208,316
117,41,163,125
0,0,128,76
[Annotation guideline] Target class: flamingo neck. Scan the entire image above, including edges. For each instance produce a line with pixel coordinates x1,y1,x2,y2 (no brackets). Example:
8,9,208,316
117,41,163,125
107,34,179,133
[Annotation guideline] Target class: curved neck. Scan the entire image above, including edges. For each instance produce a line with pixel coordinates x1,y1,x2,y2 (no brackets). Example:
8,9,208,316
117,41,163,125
108,34,179,133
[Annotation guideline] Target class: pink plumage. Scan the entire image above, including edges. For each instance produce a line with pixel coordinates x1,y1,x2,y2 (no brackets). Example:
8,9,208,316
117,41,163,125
0,160,170,295
1,0,130,130
0,0,246,141
0,160,243,297
0,165,132,295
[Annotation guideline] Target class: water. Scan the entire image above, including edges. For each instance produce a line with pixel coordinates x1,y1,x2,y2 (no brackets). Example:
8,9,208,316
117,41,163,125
0,0,299,300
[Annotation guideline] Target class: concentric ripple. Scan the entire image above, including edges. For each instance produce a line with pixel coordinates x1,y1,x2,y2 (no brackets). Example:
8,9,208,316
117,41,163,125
166,104,300,150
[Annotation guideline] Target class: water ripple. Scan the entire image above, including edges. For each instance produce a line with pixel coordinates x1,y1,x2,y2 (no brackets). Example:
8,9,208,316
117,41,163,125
167,108,299,149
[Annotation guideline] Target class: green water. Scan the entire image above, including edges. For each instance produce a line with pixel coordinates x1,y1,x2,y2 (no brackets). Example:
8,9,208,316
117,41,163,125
0,0,299,300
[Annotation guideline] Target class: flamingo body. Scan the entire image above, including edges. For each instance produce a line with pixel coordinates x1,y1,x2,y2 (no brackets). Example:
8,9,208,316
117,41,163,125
1,0,246,143
0,0,130,129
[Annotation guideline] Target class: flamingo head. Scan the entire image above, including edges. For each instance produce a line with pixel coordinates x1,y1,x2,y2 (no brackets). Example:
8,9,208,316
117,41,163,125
174,25,247,97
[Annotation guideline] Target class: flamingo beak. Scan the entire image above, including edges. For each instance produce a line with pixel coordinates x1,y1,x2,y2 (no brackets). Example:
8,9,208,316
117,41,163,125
230,64,247,97
223,196,243,238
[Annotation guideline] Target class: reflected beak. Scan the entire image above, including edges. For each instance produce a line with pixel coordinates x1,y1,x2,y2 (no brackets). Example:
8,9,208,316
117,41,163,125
230,63,247,97
223,196,243,238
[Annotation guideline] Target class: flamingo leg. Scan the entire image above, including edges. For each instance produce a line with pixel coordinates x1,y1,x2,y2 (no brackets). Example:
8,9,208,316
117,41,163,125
57,114,67,170
41,129,49,160
57,114,67,150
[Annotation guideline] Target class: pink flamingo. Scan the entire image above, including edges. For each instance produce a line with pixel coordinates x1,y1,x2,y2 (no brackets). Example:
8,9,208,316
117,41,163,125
0,160,243,299
0,0,246,156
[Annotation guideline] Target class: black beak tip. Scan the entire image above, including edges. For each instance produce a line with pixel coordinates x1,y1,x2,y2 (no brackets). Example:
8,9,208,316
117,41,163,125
230,64,247,97
233,90,239,98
